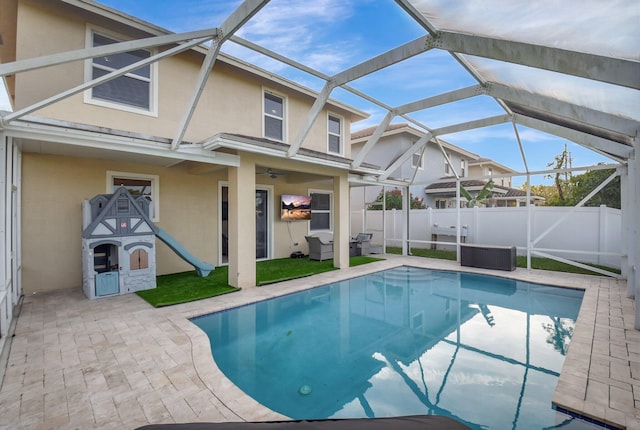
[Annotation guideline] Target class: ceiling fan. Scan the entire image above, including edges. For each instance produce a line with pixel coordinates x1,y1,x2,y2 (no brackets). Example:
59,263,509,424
257,168,287,179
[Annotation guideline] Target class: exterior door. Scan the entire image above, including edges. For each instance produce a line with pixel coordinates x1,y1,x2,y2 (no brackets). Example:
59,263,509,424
255,189,268,259
220,185,271,264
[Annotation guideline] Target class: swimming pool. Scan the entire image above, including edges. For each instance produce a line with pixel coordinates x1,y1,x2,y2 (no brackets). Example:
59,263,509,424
191,266,603,429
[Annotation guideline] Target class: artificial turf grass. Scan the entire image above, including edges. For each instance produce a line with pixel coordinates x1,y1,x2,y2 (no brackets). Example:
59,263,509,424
385,246,621,276
137,255,385,307
136,267,239,308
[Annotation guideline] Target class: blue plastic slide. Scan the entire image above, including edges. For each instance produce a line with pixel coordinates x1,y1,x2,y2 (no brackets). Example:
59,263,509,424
156,227,215,277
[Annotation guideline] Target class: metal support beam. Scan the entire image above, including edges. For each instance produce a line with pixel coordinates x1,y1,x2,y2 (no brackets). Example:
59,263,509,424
0,28,219,77
231,36,330,80
287,82,334,157
331,35,433,87
512,121,529,174
487,82,639,139
229,36,398,116
436,30,640,90
516,116,633,160
532,171,619,246
4,37,209,123
435,137,459,179
379,132,432,181
352,111,395,169
402,187,409,256
171,0,269,149
432,114,510,137
396,85,484,115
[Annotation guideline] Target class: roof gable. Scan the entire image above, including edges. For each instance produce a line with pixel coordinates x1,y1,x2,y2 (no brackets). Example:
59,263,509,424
83,186,157,239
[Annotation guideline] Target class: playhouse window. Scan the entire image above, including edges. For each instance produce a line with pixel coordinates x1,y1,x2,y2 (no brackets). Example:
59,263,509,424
108,171,159,222
116,198,129,213
130,249,149,270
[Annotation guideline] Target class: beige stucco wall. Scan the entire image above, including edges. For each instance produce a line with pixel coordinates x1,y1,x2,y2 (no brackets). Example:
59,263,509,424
22,153,219,293
16,0,360,293
21,151,339,293
15,0,356,158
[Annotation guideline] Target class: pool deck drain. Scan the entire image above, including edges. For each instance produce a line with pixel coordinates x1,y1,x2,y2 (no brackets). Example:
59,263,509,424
0,255,638,429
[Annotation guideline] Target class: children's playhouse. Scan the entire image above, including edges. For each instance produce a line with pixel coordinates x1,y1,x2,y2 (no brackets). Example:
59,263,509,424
81,186,214,300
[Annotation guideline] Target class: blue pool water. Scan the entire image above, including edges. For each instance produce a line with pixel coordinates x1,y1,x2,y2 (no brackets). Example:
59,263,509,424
191,266,603,429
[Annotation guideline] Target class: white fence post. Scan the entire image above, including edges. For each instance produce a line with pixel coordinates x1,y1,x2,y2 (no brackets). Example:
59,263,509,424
599,205,607,266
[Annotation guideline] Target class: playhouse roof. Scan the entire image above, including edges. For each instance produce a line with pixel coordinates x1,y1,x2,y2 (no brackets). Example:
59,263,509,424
83,186,157,239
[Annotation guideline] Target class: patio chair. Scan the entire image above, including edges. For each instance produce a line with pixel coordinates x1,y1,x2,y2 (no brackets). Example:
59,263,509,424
305,234,333,261
354,233,383,255
353,233,383,255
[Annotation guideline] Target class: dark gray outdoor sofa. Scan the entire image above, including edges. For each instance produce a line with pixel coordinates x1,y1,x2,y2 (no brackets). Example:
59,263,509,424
136,415,470,430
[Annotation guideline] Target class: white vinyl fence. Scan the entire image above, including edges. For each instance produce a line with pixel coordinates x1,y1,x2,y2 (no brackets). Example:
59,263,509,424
351,206,622,269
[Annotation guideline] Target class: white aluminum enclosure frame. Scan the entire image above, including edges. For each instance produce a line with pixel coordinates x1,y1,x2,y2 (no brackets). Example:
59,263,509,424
0,0,638,327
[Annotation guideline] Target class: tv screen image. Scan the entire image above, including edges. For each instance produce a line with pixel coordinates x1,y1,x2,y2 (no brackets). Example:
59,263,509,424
281,194,312,221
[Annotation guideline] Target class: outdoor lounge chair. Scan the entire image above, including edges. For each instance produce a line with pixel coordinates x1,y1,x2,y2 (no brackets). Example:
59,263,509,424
305,233,333,261
354,233,383,255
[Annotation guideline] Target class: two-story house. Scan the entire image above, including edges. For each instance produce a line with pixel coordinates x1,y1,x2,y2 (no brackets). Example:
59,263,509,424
350,123,478,210
427,158,545,208
351,123,544,210
0,0,373,298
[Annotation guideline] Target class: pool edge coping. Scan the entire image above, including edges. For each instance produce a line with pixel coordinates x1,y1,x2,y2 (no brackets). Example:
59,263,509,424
171,255,635,428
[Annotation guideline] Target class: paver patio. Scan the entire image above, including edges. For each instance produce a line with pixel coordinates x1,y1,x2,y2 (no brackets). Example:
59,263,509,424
0,255,638,429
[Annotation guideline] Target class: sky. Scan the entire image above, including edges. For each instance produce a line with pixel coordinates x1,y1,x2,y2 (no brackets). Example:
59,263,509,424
7,0,636,186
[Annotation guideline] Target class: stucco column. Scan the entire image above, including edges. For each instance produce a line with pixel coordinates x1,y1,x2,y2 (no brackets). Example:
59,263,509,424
333,172,349,269
628,147,640,329
228,158,256,288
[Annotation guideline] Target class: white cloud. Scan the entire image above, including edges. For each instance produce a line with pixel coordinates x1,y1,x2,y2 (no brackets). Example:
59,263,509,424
233,0,361,74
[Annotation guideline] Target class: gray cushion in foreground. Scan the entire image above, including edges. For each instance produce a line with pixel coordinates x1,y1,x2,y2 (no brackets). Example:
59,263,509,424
136,415,470,430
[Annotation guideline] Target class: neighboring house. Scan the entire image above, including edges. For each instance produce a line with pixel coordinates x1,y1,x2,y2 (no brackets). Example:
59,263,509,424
425,179,546,208
428,157,546,208
350,123,478,210
468,158,515,188
350,123,544,210
0,0,372,296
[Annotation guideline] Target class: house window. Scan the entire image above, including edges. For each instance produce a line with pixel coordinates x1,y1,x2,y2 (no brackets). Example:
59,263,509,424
130,249,149,270
461,160,466,177
328,114,342,154
87,30,155,113
444,154,451,175
309,191,332,232
488,168,493,176
264,91,285,141
412,151,423,169
435,199,447,209
108,171,159,222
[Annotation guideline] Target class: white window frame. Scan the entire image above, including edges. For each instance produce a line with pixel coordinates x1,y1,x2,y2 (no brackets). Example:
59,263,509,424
461,159,466,177
308,189,333,233
444,153,451,176
262,88,287,142
107,171,160,222
84,26,158,116
327,113,344,155
411,150,423,169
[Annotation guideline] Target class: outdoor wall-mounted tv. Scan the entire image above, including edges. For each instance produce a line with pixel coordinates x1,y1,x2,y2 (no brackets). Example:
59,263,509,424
281,194,312,221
